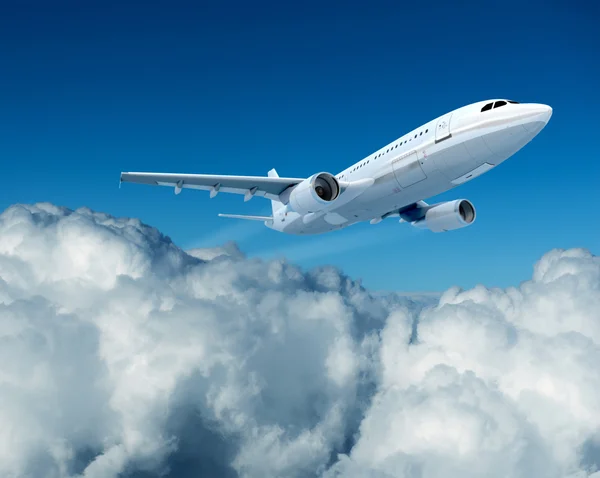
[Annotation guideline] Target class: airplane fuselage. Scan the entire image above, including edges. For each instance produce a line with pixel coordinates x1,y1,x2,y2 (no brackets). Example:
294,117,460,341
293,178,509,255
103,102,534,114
121,99,552,234
268,99,552,235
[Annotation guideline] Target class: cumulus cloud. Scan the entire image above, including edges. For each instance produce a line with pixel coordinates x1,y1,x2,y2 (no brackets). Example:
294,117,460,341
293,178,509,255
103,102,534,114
187,241,245,261
0,203,599,478
327,248,600,478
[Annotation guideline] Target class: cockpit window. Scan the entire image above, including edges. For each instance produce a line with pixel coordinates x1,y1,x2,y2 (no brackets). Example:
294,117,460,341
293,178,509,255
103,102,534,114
494,100,507,108
481,102,493,112
508,100,519,104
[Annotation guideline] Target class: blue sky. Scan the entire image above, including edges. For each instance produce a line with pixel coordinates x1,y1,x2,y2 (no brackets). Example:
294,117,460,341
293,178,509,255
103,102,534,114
1,0,598,292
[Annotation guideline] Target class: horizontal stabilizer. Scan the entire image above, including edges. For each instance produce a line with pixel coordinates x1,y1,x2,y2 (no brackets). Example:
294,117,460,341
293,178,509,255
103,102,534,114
218,214,272,221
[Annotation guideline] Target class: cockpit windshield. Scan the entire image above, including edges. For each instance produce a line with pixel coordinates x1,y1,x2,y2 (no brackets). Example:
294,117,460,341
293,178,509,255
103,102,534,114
481,99,519,112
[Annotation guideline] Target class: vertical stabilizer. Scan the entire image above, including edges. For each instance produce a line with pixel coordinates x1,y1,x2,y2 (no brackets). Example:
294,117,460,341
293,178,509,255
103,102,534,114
268,168,284,213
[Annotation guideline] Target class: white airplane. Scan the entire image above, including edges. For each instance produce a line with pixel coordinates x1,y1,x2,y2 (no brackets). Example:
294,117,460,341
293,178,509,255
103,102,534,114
120,99,552,235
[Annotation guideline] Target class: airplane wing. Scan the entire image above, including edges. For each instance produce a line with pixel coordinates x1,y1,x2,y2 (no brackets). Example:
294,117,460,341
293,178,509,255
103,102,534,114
397,201,430,222
119,171,305,201
370,201,430,224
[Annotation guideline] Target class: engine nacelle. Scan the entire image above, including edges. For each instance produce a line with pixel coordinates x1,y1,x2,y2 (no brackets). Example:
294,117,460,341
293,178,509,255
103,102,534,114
287,172,340,214
411,199,476,232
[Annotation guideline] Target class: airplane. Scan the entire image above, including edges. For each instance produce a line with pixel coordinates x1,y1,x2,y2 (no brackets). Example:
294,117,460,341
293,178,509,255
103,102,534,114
120,99,552,235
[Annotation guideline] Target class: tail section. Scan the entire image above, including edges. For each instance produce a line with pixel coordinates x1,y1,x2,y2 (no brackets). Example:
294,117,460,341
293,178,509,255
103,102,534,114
268,168,285,214
218,168,282,224
218,214,272,221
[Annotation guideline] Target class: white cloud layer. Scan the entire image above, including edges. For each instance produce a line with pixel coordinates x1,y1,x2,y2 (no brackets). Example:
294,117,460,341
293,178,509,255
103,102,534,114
0,203,599,478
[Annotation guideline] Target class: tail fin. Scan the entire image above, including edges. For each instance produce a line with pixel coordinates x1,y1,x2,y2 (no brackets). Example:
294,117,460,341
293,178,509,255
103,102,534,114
268,168,284,214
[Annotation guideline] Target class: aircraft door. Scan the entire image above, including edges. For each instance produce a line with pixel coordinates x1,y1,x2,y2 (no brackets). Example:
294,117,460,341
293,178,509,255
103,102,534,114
435,113,453,142
392,151,426,188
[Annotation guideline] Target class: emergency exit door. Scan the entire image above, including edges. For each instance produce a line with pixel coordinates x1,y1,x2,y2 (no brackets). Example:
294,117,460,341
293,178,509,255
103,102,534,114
435,113,453,143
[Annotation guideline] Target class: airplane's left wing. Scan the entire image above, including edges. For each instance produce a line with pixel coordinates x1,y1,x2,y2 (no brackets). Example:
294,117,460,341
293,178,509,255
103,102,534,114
119,172,305,201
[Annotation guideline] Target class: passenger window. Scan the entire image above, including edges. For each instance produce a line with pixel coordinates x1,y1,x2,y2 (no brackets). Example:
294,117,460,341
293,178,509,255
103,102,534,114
425,129,428,133
481,103,493,112
494,100,507,108
419,132,422,136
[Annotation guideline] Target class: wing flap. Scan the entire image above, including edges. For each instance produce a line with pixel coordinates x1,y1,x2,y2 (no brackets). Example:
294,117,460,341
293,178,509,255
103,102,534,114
155,182,261,197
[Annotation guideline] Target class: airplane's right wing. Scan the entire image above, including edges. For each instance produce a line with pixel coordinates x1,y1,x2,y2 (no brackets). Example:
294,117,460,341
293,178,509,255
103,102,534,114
397,201,430,222
370,201,430,224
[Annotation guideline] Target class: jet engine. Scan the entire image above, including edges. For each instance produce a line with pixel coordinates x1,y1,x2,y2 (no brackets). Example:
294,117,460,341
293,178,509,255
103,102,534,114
287,173,340,214
411,199,476,232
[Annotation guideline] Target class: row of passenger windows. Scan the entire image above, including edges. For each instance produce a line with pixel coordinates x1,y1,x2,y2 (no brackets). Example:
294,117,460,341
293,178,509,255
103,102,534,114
481,100,519,112
339,100,521,180
340,128,430,178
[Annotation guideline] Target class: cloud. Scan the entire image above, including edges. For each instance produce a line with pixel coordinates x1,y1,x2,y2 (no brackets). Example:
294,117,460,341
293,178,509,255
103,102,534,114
0,203,599,478
327,248,600,478
0,203,423,478
186,241,245,261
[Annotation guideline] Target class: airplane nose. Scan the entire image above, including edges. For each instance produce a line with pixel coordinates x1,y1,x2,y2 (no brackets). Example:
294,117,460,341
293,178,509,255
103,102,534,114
535,104,552,124
480,103,552,164
521,103,552,133
544,105,552,123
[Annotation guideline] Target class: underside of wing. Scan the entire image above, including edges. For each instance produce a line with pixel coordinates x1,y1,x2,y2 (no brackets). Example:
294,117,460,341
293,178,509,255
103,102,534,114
397,201,430,222
119,172,305,201
370,201,430,224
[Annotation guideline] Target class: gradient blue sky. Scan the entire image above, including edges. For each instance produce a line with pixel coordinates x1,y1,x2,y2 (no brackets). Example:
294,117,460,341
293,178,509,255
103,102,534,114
1,0,598,292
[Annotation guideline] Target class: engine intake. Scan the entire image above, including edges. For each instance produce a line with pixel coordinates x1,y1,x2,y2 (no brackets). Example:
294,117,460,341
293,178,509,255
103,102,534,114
411,199,476,232
287,173,340,215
